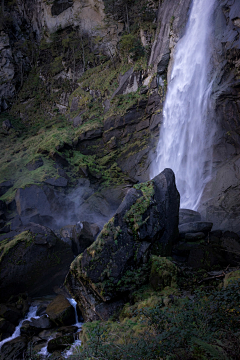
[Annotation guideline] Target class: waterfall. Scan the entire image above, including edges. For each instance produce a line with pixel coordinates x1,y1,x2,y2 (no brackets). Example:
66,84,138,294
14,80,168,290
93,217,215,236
152,0,216,210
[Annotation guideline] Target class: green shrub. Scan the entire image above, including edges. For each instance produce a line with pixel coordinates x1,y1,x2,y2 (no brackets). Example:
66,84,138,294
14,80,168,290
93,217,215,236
120,34,145,60
72,281,240,359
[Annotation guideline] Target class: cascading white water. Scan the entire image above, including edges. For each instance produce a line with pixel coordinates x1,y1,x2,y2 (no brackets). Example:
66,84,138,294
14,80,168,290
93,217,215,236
63,298,82,358
0,306,39,349
37,298,83,358
152,0,216,210
67,298,82,327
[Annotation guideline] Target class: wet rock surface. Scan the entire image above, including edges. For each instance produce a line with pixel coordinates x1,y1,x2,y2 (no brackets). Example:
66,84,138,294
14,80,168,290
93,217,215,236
0,293,81,359
47,333,74,353
185,232,205,241
0,319,15,341
21,315,52,337
46,295,75,326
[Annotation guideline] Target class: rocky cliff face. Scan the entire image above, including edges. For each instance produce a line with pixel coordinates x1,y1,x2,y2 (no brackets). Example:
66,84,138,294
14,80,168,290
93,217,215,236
0,0,240,235
0,0,121,110
1,0,240,354
199,0,240,231
0,0,161,234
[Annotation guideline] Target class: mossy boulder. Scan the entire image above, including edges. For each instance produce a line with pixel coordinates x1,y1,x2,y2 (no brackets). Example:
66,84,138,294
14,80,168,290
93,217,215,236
65,169,180,321
0,223,74,302
224,270,240,288
150,256,178,291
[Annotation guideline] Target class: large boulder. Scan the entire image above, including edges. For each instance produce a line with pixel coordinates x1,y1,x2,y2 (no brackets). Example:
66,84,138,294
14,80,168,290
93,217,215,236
179,221,213,237
0,223,74,302
46,295,75,326
179,209,201,225
20,315,52,337
47,333,75,353
0,294,30,340
65,169,180,321
173,230,240,269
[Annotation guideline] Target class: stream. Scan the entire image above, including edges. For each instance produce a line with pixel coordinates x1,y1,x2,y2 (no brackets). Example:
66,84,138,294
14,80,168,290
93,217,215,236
0,298,82,359
0,306,39,349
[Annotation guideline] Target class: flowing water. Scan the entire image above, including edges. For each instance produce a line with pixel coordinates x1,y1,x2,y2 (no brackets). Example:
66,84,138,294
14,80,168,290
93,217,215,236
152,0,216,209
38,298,83,358
0,298,82,359
63,298,82,358
0,306,39,349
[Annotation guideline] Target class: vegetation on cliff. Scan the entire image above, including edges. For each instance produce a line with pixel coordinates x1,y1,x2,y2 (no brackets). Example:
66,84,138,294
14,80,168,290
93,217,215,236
0,0,160,203
75,271,240,360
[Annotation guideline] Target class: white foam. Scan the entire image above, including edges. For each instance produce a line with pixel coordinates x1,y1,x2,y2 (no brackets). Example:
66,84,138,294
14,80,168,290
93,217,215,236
0,306,39,349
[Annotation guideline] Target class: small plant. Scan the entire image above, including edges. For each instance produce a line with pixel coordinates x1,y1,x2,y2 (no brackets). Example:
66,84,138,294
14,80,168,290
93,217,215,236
75,280,240,360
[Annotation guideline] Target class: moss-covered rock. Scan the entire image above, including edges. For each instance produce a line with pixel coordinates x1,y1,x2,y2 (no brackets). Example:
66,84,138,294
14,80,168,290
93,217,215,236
65,168,180,321
224,270,240,288
150,255,178,291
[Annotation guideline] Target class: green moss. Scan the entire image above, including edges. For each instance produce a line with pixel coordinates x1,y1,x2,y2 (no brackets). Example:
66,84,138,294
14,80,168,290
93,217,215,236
150,256,179,291
124,180,154,234
224,270,240,288
0,231,34,264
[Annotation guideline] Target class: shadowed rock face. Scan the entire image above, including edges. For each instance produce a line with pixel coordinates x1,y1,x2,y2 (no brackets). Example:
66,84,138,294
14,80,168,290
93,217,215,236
51,0,74,16
149,0,192,72
65,168,180,321
0,223,74,302
198,0,240,231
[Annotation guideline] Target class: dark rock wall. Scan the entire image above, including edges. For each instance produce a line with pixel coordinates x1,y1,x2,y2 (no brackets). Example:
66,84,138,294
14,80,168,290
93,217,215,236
212,0,240,155
0,0,240,232
199,0,240,232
